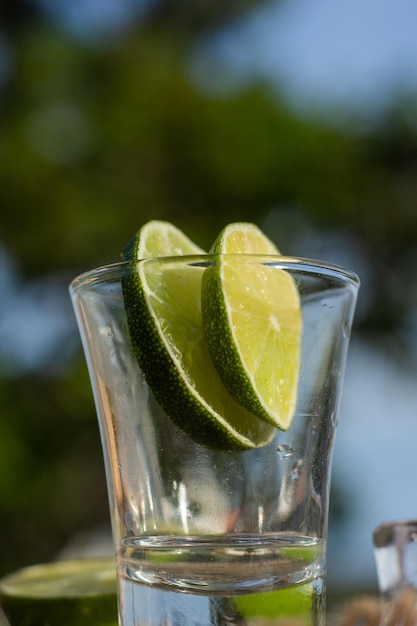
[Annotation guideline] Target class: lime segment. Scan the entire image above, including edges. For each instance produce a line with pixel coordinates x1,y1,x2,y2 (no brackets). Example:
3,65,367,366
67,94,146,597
209,221,281,255
202,222,302,430
0,558,117,626
121,220,275,450
235,584,313,620
122,219,205,259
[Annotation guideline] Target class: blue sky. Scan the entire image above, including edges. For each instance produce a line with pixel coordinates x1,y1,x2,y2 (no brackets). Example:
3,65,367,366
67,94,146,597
191,0,417,120
329,339,417,589
0,247,77,376
33,0,417,119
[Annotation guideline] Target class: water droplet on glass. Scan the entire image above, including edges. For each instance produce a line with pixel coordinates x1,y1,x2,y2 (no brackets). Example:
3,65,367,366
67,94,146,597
330,411,339,428
343,322,351,339
321,299,334,309
310,413,319,433
277,444,293,459
291,459,303,480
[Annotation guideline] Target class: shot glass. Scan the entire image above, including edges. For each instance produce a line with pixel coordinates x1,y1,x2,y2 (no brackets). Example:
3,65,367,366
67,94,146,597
70,255,359,626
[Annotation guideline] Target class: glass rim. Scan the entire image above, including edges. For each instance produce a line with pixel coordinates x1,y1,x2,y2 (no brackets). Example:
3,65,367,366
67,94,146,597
70,254,361,293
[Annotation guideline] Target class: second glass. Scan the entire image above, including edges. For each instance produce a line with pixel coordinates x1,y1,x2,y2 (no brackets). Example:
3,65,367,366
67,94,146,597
70,254,359,626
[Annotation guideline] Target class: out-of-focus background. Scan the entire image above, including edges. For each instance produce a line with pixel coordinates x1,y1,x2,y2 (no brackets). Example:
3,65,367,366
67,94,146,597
1,0,417,596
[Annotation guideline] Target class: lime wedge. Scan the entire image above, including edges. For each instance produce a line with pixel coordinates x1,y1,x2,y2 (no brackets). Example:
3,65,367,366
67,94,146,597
0,558,117,626
121,220,275,451
235,585,313,621
122,219,205,259
209,221,281,255
202,222,302,430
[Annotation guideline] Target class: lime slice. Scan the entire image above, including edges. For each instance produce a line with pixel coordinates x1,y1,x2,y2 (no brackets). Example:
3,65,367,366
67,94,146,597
122,220,205,259
202,222,302,430
121,220,275,451
0,558,117,626
235,584,313,622
209,221,281,256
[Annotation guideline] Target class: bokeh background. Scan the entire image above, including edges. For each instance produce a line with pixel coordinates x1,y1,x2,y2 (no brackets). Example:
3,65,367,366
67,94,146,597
1,0,417,597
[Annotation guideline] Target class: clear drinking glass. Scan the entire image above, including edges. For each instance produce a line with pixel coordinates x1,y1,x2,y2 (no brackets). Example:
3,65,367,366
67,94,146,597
70,255,359,626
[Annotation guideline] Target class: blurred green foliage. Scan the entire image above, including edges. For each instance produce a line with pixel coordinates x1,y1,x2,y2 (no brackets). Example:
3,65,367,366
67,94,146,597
1,26,362,276
1,0,417,576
